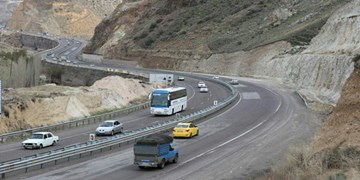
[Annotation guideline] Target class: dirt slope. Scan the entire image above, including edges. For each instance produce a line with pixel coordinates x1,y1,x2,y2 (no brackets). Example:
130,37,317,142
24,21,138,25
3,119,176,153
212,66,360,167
0,76,152,133
5,0,122,39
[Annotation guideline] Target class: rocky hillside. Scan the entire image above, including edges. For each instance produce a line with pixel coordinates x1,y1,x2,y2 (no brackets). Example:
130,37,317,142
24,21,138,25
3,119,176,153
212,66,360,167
85,0,349,57
0,76,152,133
5,0,123,39
86,1,360,178
0,0,22,25
85,0,354,106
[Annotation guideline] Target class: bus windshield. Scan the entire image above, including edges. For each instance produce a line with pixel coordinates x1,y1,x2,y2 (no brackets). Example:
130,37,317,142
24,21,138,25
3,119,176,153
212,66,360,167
151,93,169,107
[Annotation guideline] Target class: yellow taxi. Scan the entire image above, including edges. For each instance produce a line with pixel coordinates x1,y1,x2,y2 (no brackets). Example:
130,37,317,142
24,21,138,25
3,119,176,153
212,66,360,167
173,123,199,138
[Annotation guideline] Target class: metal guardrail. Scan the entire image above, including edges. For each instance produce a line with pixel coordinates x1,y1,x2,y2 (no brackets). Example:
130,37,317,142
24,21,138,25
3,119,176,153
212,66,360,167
0,76,238,178
0,102,150,143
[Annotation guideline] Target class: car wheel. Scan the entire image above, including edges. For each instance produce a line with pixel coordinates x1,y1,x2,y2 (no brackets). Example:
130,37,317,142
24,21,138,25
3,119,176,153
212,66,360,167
172,109,174,115
52,141,57,146
181,106,183,111
111,131,114,136
158,159,165,169
39,144,43,149
189,133,192,138
173,154,178,163
121,127,123,133
139,166,145,169
196,130,199,136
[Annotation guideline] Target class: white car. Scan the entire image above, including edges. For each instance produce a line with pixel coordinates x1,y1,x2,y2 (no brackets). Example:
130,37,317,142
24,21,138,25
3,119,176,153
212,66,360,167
200,87,208,93
212,76,219,79
229,79,239,85
178,77,185,81
198,81,206,88
22,132,59,149
96,120,123,136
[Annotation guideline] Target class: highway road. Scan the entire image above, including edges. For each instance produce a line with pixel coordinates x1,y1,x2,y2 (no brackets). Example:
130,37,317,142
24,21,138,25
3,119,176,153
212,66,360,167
0,34,320,179
0,75,230,162
15,78,319,180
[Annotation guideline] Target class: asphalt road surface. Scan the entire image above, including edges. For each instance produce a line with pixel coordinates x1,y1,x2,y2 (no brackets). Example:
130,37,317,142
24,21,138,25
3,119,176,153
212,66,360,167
16,78,320,180
0,75,230,162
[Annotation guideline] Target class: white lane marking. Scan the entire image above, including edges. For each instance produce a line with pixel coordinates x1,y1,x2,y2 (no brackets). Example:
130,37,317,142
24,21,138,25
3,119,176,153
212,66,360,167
123,116,148,123
163,96,243,173
242,92,260,100
264,87,281,98
172,90,282,168
0,147,22,153
186,83,196,101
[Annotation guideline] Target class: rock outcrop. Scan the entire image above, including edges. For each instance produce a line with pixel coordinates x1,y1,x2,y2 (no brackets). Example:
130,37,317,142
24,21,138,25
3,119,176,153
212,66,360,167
0,76,152,133
6,0,123,39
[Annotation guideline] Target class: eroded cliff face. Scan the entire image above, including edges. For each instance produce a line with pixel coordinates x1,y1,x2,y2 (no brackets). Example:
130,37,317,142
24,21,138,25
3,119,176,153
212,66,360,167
0,51,41,88
6,0,122,39
0,0,22,25
181,0,360,109
84,0,357,109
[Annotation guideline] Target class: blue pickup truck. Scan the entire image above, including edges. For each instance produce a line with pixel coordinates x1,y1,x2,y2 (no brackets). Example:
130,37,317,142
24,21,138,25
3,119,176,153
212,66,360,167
134,134,178,169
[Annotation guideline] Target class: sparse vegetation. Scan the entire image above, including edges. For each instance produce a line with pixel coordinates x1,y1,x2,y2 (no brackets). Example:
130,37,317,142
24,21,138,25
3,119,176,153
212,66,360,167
261,146,360,180
121,0,351,52
0,50,30,62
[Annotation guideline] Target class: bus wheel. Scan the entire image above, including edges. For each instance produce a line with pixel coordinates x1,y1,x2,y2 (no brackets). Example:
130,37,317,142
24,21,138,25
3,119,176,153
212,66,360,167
172,109,174,115
181,106,183,111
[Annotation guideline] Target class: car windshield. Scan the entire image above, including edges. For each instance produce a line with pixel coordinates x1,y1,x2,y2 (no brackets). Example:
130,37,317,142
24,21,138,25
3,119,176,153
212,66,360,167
151,93,169,107
29,134,43,139
100,122,113,127
175,125,189,128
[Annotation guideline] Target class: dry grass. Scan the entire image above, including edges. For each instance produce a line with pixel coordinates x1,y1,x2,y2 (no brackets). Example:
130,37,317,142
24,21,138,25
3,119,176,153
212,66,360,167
261,145,360,180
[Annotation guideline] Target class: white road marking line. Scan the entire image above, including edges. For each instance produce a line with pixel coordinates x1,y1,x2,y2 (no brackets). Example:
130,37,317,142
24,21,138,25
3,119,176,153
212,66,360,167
0,147,22,153
187,83,196,101
171,90,282,169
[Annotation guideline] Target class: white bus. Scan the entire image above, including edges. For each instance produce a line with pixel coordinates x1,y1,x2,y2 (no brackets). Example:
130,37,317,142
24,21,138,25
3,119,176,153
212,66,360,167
150,87,187,115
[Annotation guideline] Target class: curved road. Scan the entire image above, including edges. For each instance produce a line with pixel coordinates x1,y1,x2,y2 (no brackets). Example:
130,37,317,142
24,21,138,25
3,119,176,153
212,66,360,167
12,78,319,180
1,35,319,179
0,75,230,162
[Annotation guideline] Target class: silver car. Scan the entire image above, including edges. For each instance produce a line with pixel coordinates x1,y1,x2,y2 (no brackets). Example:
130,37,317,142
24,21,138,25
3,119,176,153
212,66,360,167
200,86,209,93
96,120,123,136
198,81,206,88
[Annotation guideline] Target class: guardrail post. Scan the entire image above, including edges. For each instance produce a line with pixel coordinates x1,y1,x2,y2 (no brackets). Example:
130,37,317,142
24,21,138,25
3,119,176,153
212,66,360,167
2,173,5,179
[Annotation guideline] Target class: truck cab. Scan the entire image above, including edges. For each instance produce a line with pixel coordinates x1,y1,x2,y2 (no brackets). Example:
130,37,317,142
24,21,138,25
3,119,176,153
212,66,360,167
134,134,178,169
